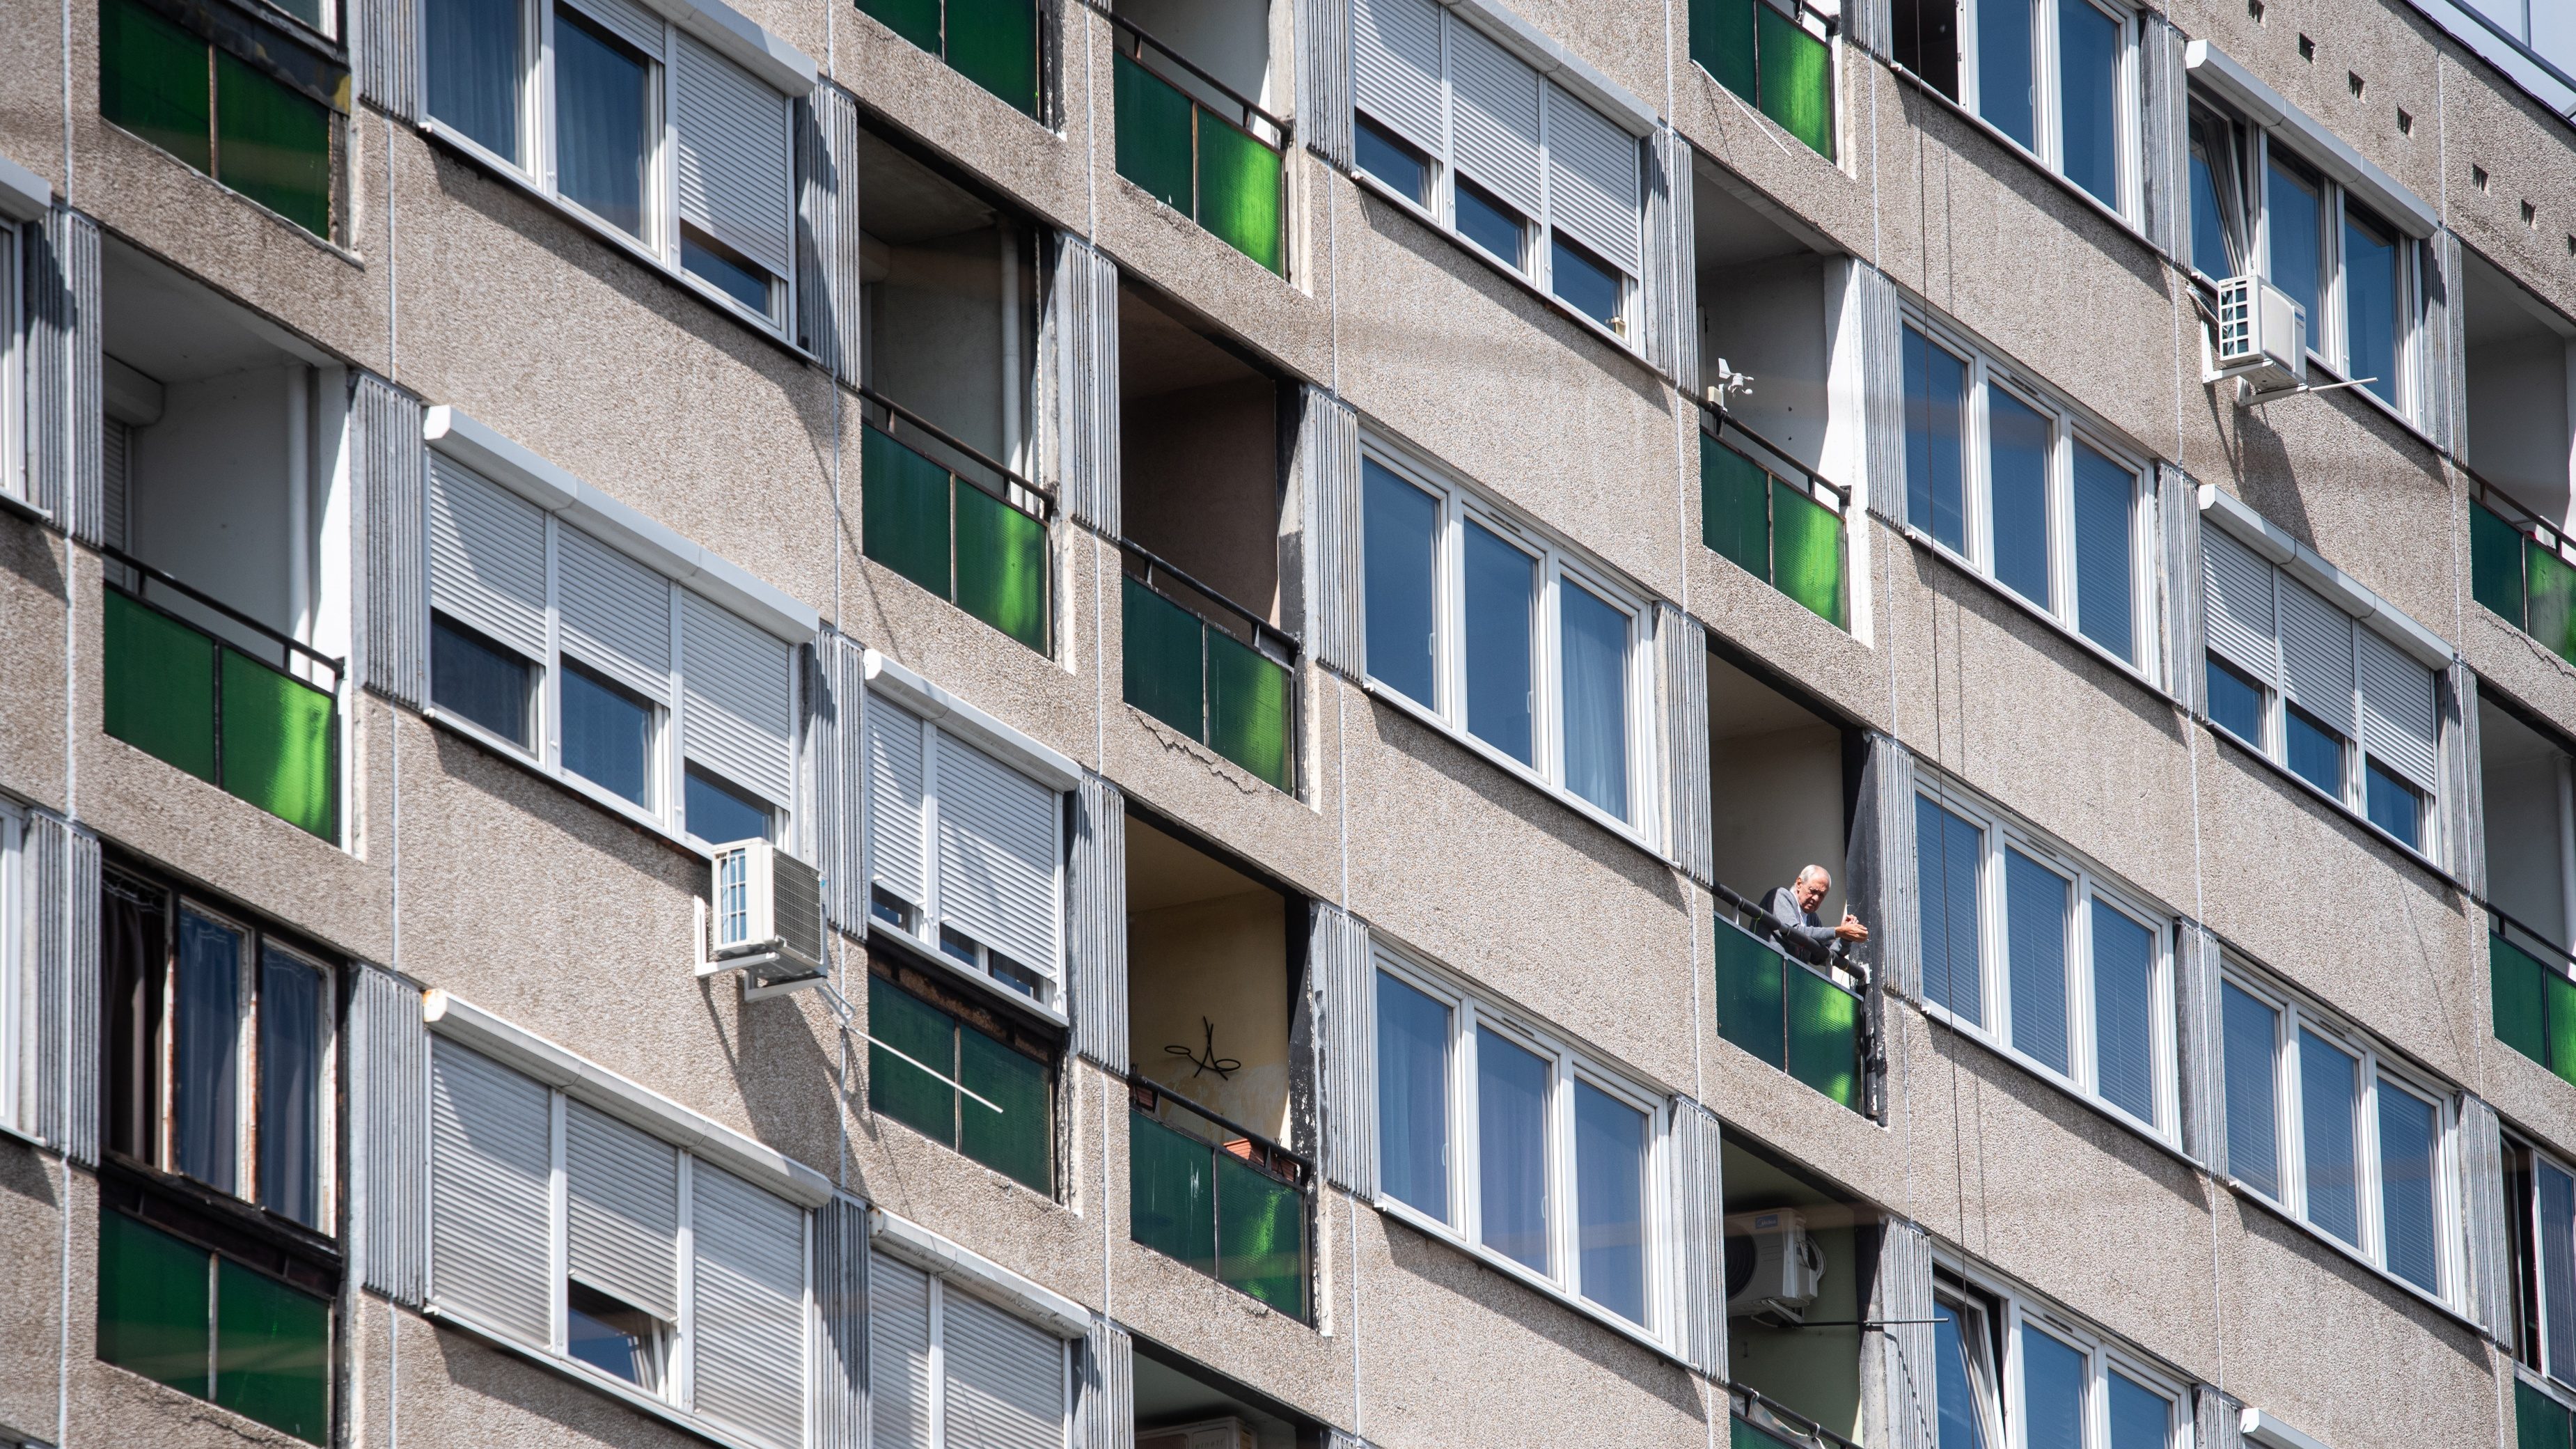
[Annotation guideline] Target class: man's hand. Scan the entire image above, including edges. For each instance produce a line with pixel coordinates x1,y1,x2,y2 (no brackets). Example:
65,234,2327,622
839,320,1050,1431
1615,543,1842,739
1835,914,1869,943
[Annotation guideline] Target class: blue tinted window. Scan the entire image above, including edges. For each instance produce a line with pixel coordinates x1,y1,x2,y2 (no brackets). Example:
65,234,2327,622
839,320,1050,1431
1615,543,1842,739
2377,1082,2440,1291
1454,178,1526,271
1551,233,1623,329
2091,902,2157,1123
175,911,244,1194
1362,460,1440,704
2005,849,2070,1073
1977,0,2036,148
1355,114,1431,207
2286,704,2343,797
1917,797,1986,1026
2299,1028,2362,1245
2266,157,2323,330
2071,442,2135,659
2107,1373,2171,1449
1932,1301,1990,1449
2208,655,2265,747
1560,582,1629,818
2365,760,2421,849
425,0,522,159
2058,0,2120,206
2220,982,2281,1197
562,661,654,807
1463,522,1535,765
1906,327,1970,551
1477,1027,1552,1271
1573,1082,1647,1323
2343,210,2401,406
1989,389,2053,608
1376,971,1452,1221
685,766,771,845
432,616,535,748
553,8,650,239
684,228,773,317
2188,118,2239,278
2019,1324,2086,1449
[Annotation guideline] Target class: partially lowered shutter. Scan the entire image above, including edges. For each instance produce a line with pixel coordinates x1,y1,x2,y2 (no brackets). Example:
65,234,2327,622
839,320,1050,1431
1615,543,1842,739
558,525,673,700
867,695,932,914
1446,19,1541,218
677,34,794,285
1546,84,1642,276
427,456,548,661
2357,627,2439,790
869,1250,936,1449
682,592,796,806
429,1041,553,1345
2277,576,2355,735
565,1100,680,1322
691,1164,809,1449
1352,0,1443,153
565,0,661,54
934,734,1060,980
943,1288,1065,1449
2199,526,2273,684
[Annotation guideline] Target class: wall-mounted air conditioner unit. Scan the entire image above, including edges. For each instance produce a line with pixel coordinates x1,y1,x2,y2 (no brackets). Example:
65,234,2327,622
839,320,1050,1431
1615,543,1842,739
2210,276,2306,395
1725,1208,1825,1326
1138,1418,1257,1449
698,840,827,996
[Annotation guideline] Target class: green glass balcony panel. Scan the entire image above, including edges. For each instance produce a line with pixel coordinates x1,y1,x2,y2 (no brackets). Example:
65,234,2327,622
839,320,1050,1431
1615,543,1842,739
863,427,955,602
219,650,336,838
1700,435,1770,582
1123,575,1208,739
1199,115,1284,273
2495,932,2551,1071
214,1258,329,1444
99,1210,211,1397
2523,1379,2576,1449
2550,969,2576,1087
959,1026,1051,1192
1114,52,1195,215
1207,629,1291,789
105,590,219,783
954,482,1049,651
1691,0,1759,102
856,0,941,52
1129,1109,1217,1275
1714,921,1786,1070
2531,538,2576,668
1215,1152,1305,1316
1771,479,1845,627
102,0,212,172
1757,4,1834,157
2472,503,2529,632
945,0,1039,116
1733,1417,1807,1449
215,54,331,237
867,975,959,1148
1785,964,1860,1108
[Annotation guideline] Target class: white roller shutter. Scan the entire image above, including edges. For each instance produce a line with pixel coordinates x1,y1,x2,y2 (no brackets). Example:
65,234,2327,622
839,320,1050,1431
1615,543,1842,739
1447,19,1542,217
428,455,548,660
2200,526,2275,683
867,695,931,914
1352,0,1443,153
2357,628,2440,789
941,1289,1065,1449
429,1041,553,1345
682,591,796,806
563,0,662,55
869,1251,935,1449
1546,84,1642,276
2277,577,2355,735
691,1164,808,1449
565,1100,680,1322
558,525,673,700
934,735,1060,980
676,35,794,285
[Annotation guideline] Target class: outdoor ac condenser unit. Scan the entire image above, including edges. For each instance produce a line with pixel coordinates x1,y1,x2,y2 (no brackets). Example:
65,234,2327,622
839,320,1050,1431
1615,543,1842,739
2213,275,2306,393
1725,1208,1826,1326
701,840,826,991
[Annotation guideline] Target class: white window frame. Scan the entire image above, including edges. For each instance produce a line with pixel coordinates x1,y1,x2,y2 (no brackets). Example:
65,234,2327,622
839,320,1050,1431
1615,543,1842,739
1369,946,1676,1353
1913,774,2179,1144
1901,309,2162,680
0,804,20,1136
0,219,19,504
2220,962,2463,1306
1357,441,1660,843
2511,1131,2576,1390
1949,0,2141,224
1935,1259,2188,1449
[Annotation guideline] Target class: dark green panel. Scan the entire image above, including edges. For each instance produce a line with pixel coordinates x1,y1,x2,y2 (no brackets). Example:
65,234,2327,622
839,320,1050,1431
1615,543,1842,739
2494,933,2550,1070
1713,921,1786,1071
1700,436,1771,583
1770,480,1845,628
214,54,332,237
856,0,941,53
2549,969,2576,1088
1215,1152,1305,1317
98,1210,211,1397
959,1026,1051,1191
945,0,1038,116
1785,965,1860,1109
1690,0,1757,102
862,427,954,602
1734,1416,1804,1449
1757,5,1834,158
1128,1110,1216,1274
104,590,218,783
1113,52,1195,215
867,976,959,1149
953,483,1049,652
214,1258,330,1444
2522,1379,2576,1449
219,650,336,838
1122,576,1208,741
1207,630,1291,790
2531,540,2576,668
2472,503,2529,632
101,0,212,172
1198,115,1283,273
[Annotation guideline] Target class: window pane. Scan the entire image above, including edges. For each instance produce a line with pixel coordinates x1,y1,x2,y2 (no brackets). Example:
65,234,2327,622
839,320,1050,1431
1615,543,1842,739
1559,581,1630,819
2005,849,2071,1073
431,616,534,748
1932,1301,1990,1449
1552,233,1624,330
1377,971,1452,1221
2265,158,2323,331
567,1281,661,1387
1454,178,1527,272
1463,522,1536,765
2091,902,2157,1122
2057,0,2120,206
2364,759,2422,851
2208,654,2265,747
684,765,770,845
1477,1027,1550,1272
1989,389,2053,609
684,226,773,316
2107,1374,2171,1449
1917,797,1986,1026
1573,1081,1647,1323
98,1209,210,1396
554,8,652,239
425,0,524,159
2188,115,2241,278
213,1257,332,1440
2378,1082,2440,1291
2541,1162,2576,1384
1976,0,2036,148
2299,1028,2362,1246
2071,443,2135,659
2343,210,2401,407
1355,114,1431,207
2286,704,2343,798
256,949,325,1228
562,661,654,807
1906,327,1970,552
1363,460,1440,704
2220,982,2280,1197
2019,1324,2087,1449
175,911,242,1193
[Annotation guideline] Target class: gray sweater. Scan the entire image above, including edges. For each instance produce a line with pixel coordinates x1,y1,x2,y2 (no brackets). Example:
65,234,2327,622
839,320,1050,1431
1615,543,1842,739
1761,886,1840,966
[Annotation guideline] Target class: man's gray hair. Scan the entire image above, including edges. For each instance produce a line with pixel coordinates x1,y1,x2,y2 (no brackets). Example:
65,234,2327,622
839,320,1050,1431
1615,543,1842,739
1796,863,1831,886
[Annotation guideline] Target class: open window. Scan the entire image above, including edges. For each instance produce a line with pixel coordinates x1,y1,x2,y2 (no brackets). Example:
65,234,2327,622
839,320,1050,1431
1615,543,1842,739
1926,1260,2187,1449
1108,0,1287,272
1117,281,1298,790
1723,1134,1874,1445
1133,1336,1331,1449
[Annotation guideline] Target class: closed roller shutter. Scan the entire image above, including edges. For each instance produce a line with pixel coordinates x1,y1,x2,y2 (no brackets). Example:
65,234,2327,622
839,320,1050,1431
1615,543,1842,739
2277,577,2354,735
934,735,1060,980
428,1041,553,1345
677,34,794,285
558,524,673,700
868,1250,935,1449
565,1100,680,1322
682,591,795,806
563,0,661,54
428,456,548,661
1352,0,1443,153
2199,526,2274,683
691,1164,808,1449
941,1288,1065,1449
866,696,931,914
1447,19,1541,217
2357,628,2439,789
1546,83,1642,276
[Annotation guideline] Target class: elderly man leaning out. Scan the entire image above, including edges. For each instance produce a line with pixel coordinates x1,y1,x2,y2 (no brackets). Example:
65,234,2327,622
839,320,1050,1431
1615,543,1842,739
1761,865,1869,966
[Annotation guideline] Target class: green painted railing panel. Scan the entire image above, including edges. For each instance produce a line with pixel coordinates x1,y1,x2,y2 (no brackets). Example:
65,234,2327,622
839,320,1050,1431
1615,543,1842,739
955,480,1049,651
1114,52,1194,214
214,1257,330,1444
1200,116,1283,273
1123,575,1209,737
867,975,957,1146
856,0,940,50
862,428,954,600
2522,1379,2575,1449
105,589,217,783
1715,921,1786,1069
221,650,336,840
1717,915,1860,1109
1733,1418,1807,1449
1701,434,1770,581
1129,1111,1218,1274
959,1026,1051,1191
102,0,211,169
1772,478,1846,627
216,52,332,237
946,0,1039,116
1215,1151,1305,1316
1786,963,1859,1107
98,1210,212,1398
1690,0,1759,102
1757,4,1833,157
2473,502,2529,632
870,973,1051,1191
1207,628,1291,790
2496,932,2550,1069
2533,538,2576,667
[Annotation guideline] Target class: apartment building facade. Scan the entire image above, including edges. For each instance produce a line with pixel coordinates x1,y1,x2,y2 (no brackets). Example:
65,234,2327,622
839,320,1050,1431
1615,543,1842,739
0,0,2572,1444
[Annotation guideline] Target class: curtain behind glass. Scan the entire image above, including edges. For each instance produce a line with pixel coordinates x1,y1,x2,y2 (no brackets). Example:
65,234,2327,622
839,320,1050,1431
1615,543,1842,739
2057,0,2119,206
1476,1028,1550,1271
2004,849,2070,1073
258,950,325,1227
2090,902,2156,1122
1932,1302,1991,1449
2266,158,2323,330
2018,1324,2086,1449
104,877,167,1164
2220,982,2280,1196
1572,1082,1644,1323
2298,1029,2361,1244
554,7,652,239
1917,797,1984,1025
2188,110,2247,279
2343,210,2401,406
1558,583,1628,820
1988,390,2053,608
1977,0,2036,148
1363,462,1440,705
1376,971,1452,1221
425,0,524,159
175,911,244,1193
1463,524,1536,765
2105,1374,2170,1449
2541,1163,2576,1383
1906,327,1970,552
562,663,654,806
2071,443,2135,660
2376,1083,2440,1291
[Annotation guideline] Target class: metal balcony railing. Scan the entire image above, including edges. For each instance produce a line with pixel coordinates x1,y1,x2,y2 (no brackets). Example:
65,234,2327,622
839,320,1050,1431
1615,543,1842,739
1118,540,1297,791
2488,900,2576,1090
1711,882,1867,1113
859,387,1053,654
856,0,1042,117
1126,1072,1310,1319
1108,10,1287,274
1690,0,1837,157
1700,404,1851,630
2469,471,2576,671
1727,1381,1867,1449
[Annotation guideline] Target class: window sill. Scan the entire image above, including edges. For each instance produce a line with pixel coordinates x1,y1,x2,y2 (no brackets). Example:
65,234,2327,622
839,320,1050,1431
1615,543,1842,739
1919,1004,2200,1174
0,487,54,528
1372,1193,1688,1369
423,1302,776,1449
1357,675,1667,868
2293,351,2440,455
2217,1175,2481,1336
1897,522,2174,703
2200,719,2460,889
866,916,1069,1027
421,705,716,866
1885,63,2155,263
